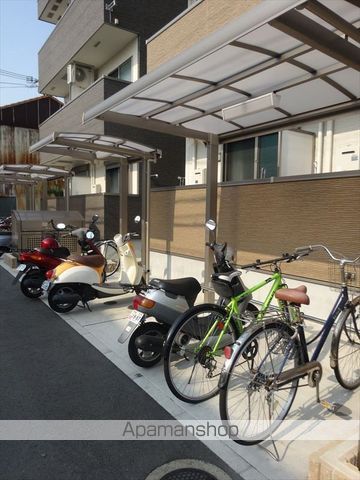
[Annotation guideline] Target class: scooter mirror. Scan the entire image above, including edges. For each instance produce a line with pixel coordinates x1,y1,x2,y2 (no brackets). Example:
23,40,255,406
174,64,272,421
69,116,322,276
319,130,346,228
56,223,66,230
134,215,141,224
86,231,95,240
205,219,216,231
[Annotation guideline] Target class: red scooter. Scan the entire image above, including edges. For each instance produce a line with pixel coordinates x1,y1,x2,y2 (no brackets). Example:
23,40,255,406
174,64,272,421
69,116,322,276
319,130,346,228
13,216,101,299
13,234,71,299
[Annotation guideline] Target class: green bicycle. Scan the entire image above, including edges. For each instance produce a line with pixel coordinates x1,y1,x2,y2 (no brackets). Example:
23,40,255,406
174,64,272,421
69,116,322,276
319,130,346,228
163,251,306,403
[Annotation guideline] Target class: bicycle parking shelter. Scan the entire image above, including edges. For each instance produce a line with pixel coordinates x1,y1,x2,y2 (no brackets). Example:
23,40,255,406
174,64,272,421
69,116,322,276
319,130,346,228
29,132,162,280
82,0,359,294
0,164,72,211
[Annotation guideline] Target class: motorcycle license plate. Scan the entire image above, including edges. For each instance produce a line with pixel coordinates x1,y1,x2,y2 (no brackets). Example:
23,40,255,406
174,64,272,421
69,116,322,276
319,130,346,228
41,280,51,291
17,264,27,271
118,310,144,344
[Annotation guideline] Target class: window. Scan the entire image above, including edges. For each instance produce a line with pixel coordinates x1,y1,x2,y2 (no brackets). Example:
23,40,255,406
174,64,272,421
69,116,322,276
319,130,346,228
73,164,90,177
258,133,278,178
225,138,255,181
106,167,119,193
224,133,278,181
108,57,132,82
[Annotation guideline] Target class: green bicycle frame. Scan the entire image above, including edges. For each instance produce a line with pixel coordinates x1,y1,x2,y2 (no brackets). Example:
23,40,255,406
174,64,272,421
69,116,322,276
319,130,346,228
198,271,284,354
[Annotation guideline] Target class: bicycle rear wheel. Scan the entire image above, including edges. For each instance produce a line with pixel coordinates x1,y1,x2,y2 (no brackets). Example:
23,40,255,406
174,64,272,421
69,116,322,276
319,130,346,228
163,304,240,404
96,241,120,278
219,322,299,445
332,300,360,390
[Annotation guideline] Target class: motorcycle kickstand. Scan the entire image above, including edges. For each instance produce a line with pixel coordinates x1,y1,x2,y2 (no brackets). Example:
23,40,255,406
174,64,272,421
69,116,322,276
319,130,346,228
82,301,92,312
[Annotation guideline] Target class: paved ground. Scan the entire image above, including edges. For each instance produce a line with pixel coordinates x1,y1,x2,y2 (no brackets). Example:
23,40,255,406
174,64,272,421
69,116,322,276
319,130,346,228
1,260,359,480
0,266,240,480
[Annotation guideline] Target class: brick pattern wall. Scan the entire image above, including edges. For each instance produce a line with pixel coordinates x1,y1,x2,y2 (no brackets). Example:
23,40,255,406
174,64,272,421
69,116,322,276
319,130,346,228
147,0,261,71
150,176,360,286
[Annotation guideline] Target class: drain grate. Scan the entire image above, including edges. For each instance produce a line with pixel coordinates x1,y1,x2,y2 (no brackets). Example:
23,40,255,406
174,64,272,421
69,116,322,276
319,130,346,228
160,468,217,480
145,459,233,480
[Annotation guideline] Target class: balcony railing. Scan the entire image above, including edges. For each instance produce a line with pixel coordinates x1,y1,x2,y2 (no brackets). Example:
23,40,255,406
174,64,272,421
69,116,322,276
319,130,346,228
39,76,131,153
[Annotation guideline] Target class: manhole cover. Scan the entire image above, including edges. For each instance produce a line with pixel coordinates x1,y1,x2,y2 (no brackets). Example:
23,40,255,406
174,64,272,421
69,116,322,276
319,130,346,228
145,459,233,480
160,468,217,480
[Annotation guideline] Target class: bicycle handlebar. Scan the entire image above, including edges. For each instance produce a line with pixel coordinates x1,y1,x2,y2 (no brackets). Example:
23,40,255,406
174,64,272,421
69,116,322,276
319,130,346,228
240,253,298,270
295,244,360,264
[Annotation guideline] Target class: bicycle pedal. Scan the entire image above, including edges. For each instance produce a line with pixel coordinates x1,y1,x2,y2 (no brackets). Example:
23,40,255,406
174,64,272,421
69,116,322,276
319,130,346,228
320,400,345,414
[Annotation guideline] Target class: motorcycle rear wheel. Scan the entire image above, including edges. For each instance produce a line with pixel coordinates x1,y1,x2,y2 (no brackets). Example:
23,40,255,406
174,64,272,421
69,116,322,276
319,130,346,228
48,285,79,313
20,270,44,299
128,321,168,368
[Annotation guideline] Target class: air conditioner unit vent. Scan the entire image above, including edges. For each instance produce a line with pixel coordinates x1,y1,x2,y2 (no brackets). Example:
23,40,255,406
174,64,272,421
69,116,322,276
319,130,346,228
67,63,94,90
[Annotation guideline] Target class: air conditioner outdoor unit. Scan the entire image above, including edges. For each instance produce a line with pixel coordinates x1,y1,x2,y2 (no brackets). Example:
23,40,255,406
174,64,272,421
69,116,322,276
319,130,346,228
194,168,207,184
67,63,94,90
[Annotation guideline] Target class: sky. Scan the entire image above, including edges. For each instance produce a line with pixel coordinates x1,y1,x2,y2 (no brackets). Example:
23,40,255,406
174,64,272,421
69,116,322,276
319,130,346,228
0,0,54,106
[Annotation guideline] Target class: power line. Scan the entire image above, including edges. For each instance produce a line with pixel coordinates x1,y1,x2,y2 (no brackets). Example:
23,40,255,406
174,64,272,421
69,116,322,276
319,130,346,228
0,69,38,85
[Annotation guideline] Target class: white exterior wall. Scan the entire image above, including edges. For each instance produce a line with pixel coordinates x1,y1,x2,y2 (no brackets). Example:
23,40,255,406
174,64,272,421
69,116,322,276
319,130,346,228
98,38,139,81
71,176,91,195
185,138,223,185
89,160,106,193
185,111,360,184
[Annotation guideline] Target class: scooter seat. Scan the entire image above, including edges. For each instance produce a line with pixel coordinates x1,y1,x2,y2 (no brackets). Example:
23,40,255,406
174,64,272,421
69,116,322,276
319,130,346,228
36,247,70,258
150,277,201,307
67,254,105,268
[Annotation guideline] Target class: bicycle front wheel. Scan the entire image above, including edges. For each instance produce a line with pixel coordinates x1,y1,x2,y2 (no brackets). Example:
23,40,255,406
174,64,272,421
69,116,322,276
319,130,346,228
163,304,240,404
219,322,299,445
332,300,360,390
96,241,120,278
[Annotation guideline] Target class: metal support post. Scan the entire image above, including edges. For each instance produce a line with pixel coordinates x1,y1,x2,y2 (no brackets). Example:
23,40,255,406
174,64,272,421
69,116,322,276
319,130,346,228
141,159,151,283
64,176,70,211
119,161,128,236
204,134,219,302
41,180,48,210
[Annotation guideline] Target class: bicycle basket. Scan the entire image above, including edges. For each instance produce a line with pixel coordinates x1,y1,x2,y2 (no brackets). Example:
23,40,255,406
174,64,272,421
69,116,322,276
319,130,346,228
211,271,246,298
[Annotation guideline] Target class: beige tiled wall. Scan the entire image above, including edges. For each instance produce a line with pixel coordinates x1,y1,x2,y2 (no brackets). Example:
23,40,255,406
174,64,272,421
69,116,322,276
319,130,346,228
147,0,261,71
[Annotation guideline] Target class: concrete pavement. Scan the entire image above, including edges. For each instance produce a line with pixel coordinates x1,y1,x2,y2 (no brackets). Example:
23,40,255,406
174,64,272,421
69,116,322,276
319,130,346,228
1,259,359,480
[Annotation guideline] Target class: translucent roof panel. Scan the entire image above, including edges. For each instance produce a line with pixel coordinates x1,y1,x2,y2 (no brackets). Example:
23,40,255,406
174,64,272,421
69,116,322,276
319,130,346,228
0,164,71,181
30,133,161,162
137,77,205,102
327,69,360,97
113,98,167,116
279,79,349,115
187,89,248,111
178,45,269,83
153,106,201,123
231,63,305,97
235,109,287,128
83,0,360,138
182,116,237,135
237,23,302,53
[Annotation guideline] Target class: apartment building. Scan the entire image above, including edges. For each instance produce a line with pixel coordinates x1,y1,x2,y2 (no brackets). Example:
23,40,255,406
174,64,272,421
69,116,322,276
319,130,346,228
36,0,188,237
146,0,360,185
82,0,359,310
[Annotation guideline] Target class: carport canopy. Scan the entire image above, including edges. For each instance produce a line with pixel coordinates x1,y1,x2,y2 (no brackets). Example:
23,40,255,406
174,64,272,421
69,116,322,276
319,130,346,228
29,132,162,279
0,164,73,211
29,132,161,163
0,164,71,184
82,0,359,293
83,0,359,141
